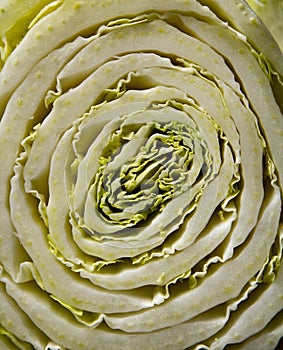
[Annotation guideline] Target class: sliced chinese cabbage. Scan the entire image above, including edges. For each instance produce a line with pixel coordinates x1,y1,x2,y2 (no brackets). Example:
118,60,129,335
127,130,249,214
0,1,282,350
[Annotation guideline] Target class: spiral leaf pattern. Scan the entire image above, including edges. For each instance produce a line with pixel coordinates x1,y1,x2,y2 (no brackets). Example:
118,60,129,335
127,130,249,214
0,1,283,349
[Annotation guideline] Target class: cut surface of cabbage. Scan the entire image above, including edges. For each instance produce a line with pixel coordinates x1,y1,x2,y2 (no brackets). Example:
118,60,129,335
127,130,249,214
0,1,282,349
